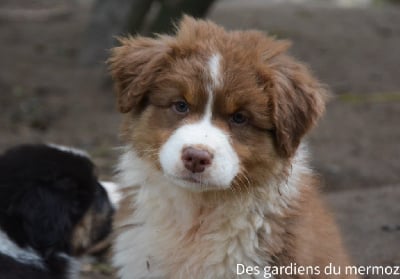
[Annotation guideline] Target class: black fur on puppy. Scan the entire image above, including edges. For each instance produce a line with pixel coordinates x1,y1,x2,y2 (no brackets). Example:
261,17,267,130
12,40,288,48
0,144,115,279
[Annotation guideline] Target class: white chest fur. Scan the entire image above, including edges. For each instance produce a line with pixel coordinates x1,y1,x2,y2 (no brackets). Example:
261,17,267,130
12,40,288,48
113,149,308,279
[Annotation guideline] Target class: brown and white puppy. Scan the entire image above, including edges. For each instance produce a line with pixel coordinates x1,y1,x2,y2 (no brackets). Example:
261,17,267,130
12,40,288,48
109,16,356,279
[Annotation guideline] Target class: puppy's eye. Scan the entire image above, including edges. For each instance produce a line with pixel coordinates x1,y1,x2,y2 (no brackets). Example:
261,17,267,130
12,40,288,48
230,111,248,126
172,101,189,114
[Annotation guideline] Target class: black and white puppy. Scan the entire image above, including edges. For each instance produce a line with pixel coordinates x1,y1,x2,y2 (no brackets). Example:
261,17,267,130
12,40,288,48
0,144,117,279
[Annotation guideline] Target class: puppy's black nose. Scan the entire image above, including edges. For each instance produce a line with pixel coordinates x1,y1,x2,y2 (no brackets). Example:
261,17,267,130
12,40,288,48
181,147,213,173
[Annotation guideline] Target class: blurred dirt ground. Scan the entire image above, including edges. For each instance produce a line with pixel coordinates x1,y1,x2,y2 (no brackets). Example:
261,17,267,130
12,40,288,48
0,1,399,278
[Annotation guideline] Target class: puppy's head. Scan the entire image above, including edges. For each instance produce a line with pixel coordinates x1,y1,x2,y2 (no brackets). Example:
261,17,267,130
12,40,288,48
109,16,327,192
0,144,114,256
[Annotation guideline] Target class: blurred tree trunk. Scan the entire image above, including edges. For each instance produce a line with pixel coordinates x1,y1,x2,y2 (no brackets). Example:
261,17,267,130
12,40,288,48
146,0,216,35
126,0,155,35
80,0,135,65
80,0,216,66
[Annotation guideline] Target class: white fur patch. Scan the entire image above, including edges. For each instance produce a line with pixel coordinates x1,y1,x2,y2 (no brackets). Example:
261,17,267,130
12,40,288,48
46,143,90,158
204,53,221,120
264,144,311,216
113,147,309,279
208,53,222,89
100,181,122,209
0,230,45,269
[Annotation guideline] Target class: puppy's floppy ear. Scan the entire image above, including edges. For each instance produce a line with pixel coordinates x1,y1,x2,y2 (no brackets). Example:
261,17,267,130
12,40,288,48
108,36,171,113
267,55,328,157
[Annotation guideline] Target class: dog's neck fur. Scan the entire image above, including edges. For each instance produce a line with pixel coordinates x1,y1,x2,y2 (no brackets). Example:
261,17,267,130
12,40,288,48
113,145,311,279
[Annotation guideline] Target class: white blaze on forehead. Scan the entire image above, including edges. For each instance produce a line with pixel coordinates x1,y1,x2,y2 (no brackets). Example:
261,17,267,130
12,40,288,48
204,53,222,121
208,53,222,88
